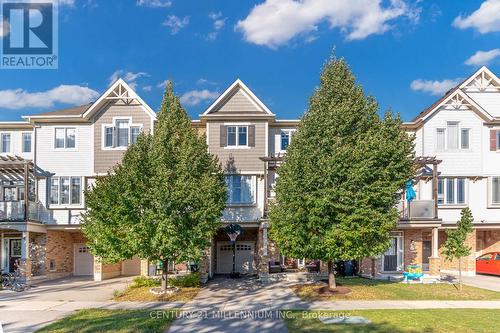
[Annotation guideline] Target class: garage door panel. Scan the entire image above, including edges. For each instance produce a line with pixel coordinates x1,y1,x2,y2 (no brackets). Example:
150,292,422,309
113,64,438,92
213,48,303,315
74,243,94,276
217,242,254,274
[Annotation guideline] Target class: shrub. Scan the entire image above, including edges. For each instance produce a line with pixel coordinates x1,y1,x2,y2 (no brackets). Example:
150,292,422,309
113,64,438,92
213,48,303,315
169,272,201,288
131,276,160,288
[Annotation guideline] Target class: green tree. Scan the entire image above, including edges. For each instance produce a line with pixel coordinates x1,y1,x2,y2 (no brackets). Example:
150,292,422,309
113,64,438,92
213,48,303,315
269,55,415,290
82,81,227,290
442,207,474,291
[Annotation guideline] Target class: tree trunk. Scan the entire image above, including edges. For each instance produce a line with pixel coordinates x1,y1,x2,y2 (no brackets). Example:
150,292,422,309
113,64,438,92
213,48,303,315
161,259,168,291
327,260,336,290
458,257,462,291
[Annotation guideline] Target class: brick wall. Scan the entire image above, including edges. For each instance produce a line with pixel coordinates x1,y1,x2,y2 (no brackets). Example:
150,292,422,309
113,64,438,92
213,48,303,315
476,230,500,255
439,229,477,274
45,231,75,279
359,257,381,277
404,229,423,266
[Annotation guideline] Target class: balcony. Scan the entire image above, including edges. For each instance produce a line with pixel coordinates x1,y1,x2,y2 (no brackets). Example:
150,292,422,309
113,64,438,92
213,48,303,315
399,200,438,221
0,201,43,222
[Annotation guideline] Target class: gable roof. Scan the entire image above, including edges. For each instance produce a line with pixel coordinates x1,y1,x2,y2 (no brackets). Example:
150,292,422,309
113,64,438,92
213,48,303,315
23,79,156,122
201,79,274,118
409,67,498,126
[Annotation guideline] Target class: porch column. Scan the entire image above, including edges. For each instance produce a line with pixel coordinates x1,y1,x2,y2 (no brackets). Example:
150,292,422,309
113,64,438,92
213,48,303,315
21,231,31,279
257,222,270,276
432,163,438,219
429,227,441,276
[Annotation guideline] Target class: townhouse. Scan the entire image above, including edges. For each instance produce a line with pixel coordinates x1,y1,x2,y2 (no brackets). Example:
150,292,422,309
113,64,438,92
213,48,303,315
0,66,499,284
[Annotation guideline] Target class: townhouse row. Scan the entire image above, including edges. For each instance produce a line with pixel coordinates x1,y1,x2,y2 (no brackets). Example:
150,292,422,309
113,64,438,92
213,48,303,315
1,66,499,283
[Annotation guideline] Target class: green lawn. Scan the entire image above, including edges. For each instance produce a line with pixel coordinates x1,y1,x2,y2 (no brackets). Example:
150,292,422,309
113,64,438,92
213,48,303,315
291,277,500,301
284,309,500,333
36,309,177,333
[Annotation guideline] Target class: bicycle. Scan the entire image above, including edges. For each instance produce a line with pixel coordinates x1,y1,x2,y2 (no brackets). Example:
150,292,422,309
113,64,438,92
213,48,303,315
1,261,30,292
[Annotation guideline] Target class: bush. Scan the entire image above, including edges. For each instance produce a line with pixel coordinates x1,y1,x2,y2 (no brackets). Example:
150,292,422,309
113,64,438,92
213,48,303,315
131,276,160,288
169,272,201,288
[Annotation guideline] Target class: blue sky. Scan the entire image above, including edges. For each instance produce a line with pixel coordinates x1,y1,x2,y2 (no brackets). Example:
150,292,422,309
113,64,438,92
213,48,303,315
0,0,499,122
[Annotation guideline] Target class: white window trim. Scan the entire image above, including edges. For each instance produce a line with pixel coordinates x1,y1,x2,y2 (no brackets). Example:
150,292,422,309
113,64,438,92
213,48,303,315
496,130,500,151
488,176,500,208
437,177,468,207
48,176,84,208
53,127,78,151
225,125,249,149
0,132,12,154
225,174,256,206
21,132,32,154
101,117,143,151
435,123,471,151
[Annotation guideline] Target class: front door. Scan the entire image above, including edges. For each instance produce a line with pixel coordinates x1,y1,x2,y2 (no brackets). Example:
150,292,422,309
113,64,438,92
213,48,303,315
422,240,432,271
7,239,22,272
383,236,403,271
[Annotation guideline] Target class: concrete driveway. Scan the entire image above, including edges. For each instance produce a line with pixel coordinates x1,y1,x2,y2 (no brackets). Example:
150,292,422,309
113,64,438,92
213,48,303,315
0,276,134,333
462,274,500,292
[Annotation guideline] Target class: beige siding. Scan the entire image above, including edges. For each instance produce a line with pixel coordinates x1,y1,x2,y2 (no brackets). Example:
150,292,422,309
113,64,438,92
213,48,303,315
211,89,265,115
93,103,153,174
208,121,266,172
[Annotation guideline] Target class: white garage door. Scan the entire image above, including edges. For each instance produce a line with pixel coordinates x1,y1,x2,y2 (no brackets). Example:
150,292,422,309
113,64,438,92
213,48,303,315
74,244,94,276
217,241,254,274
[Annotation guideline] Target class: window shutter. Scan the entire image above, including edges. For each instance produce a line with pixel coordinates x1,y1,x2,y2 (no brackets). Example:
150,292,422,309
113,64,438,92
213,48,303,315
490,130,497,151
112,126,117,148
220,125,227,147
248,125,255,147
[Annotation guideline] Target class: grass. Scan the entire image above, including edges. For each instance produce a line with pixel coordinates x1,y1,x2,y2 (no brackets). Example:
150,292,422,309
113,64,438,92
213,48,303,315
284,309,500,333
291,277,500,301
113,275,200,302
35,309,177,333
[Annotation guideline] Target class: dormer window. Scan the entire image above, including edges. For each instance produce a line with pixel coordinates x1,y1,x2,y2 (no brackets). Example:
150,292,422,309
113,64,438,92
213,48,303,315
103,119,142,149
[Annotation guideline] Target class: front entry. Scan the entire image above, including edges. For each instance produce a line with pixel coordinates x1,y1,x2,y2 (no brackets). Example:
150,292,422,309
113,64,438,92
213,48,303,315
216,241,255,274
1,238,22,273
422,240,432,271
383,236,403,272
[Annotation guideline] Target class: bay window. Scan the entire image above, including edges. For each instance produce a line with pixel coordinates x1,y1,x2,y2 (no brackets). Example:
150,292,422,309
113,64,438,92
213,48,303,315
50,176,82,206
225,175,254,205
103,119,142,148
438,178,466,205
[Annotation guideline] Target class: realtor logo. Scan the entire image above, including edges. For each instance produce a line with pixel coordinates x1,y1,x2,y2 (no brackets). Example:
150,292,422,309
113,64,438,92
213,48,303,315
1,0,58,69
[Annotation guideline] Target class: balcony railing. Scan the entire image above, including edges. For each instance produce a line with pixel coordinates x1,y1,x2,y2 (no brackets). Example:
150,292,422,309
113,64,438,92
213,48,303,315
0,201,43,222
398,200,436,220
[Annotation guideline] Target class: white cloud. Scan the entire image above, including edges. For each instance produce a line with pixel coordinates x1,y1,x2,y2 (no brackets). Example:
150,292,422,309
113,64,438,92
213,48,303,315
180,89,219,106
157,80,168,89
207,12,227,40
163,15,189,35
108,70,149,90
197,78,217,85
136,0,172,7
0,85,99,110
142,85,152,92
453,0,500,34
410,78,462,96
465,49,500,66
236,0,420,48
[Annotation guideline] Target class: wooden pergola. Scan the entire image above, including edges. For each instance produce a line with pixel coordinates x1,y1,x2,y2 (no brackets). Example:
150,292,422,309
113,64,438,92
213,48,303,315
0,155,35,221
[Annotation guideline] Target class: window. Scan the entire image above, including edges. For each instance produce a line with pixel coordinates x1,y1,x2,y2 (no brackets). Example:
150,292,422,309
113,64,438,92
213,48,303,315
478,254,492,261
104,127,114,148
225,175,254,204
438,178,466,205
3,187,16,201
103,119,141,149
227,126,248,147
54,128,76,149
116,120,129,147
461,129,470,149
49,176,82,206
131,126,141,144
22,133,32,153
497,131,500,150
492,177,500,205
1,133,11,153
436,128,445,150
447,122,459,149
495,254,500,261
